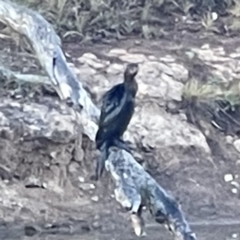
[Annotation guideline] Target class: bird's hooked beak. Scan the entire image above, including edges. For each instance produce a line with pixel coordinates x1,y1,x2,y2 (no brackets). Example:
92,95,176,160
126,63,139,77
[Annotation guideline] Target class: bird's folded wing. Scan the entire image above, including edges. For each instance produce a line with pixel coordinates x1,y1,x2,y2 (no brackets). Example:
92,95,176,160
100,84,126,127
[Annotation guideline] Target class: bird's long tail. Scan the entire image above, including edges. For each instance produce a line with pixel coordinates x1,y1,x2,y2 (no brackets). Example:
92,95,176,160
94,139,131,181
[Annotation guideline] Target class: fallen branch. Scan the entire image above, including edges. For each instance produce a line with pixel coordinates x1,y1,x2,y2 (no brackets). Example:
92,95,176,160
0,66,49,85
0,0,100,131
0,1,197,239
106,148,196,239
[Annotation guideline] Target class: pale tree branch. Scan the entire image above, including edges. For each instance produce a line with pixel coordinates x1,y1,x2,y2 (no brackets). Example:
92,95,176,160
0,66,50,85
0,0,100,133
0,1,196,239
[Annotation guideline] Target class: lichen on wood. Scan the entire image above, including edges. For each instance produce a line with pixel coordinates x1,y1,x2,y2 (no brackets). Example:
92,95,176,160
0,1,196,239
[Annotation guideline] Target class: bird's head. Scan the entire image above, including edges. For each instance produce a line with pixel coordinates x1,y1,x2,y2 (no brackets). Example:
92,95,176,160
124,63,139,81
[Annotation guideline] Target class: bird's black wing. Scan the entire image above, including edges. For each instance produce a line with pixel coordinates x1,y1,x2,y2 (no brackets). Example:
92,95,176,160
99,83,125,127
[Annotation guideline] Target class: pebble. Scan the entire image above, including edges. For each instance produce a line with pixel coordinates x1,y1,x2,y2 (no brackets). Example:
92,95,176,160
78,177,85,183
230,53,240,58
92,221,101,229
232,233,238,239
185,51,195,59
81,52,98,60
211,12,218,21
50,151,58,159
148,55,157,61
134,40,142,45
236,160,240,166
230,181,239,188
119,54,147,63
226,135,233,144
224,174,233,182
108,48,127,56
79,183,95,191
233,139,240,152
159,55,175,62
231,188,238,194
110,194,115,199
201,44,210,49
91,196,99,202
68,162,79,173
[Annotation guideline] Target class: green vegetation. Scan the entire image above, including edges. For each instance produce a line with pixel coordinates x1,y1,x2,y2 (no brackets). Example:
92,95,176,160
183,78,240,108
14,0,240,42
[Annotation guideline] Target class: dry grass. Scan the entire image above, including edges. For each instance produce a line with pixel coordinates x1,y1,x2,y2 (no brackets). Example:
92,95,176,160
9,0,240,42
183,78,240,109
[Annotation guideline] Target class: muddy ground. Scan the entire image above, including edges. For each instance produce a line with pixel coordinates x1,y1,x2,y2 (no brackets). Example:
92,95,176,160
0,27,240,240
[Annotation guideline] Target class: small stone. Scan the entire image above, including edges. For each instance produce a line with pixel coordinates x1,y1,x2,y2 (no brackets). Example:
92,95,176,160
68,162,79,173
78,177,85,183
159,55,175,62
148,55,157,60
231,188,238,194
232,233,238,238
92,221,101,229
79,183,95,191
108,48,127,56
24,226,38,237
65,52,71,58
201,44,210,49
134,40,142,45
226,135,233,144
119,54,147,63
224,174,233,182
81,53,97,60
230,53,240,58
185,51,195,59
231,181,239,187
50,151,58,159
179,113,187,121
91,196,99,202
211,12,218,21
233,139,240,152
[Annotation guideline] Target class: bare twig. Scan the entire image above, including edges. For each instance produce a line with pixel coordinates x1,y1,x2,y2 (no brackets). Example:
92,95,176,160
0,66,49,84
0,1,196,239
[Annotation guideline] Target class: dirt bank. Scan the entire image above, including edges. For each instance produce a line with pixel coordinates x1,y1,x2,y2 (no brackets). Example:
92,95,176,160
0,29,240,239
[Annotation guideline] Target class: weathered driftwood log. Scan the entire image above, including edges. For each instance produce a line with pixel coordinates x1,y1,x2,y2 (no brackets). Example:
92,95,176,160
106,148,196,239
0,0,100,141
0,1,196,239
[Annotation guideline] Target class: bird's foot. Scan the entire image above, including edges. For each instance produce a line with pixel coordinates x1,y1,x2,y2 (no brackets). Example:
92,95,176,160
92,151,107,181
113,139,132,153
130,206,146,237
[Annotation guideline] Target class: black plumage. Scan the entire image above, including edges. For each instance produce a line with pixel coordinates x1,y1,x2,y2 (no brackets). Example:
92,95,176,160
94,63,139,180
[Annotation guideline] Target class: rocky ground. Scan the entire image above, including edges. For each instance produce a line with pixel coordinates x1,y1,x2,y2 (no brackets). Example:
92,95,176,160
0,29,240,239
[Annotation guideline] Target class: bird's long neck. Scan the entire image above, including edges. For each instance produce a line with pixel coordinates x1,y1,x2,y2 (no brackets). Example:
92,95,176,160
124,75,138,97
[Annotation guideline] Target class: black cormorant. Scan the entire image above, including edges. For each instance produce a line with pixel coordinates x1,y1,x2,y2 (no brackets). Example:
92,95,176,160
94,63,139,180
